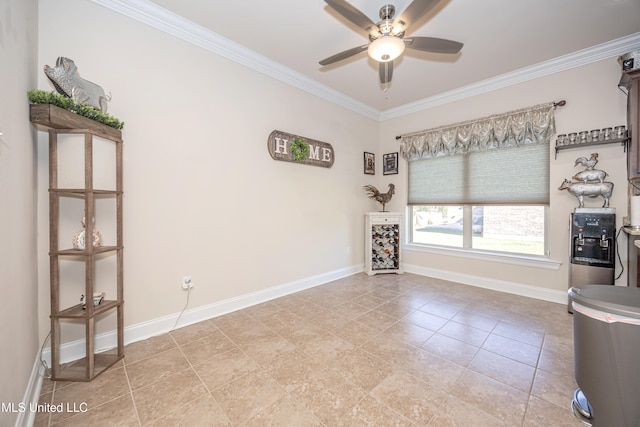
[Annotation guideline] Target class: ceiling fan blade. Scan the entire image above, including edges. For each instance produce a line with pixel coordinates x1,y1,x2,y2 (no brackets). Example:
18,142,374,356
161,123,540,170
324,0,378,34
379,61,393,84
394,0,441,31
319,45,369,66
405,37,463,54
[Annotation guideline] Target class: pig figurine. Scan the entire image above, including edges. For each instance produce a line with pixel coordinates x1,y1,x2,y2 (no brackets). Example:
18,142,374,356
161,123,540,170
44,57,110,113
558,179,613,208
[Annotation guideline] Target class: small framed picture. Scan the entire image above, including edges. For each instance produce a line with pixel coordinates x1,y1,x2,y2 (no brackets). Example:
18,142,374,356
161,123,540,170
364,152,375,175
383,152,398,175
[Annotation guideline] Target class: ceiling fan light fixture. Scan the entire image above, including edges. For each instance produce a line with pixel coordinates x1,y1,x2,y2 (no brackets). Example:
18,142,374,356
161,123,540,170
390,23,405,36
367,36,405,63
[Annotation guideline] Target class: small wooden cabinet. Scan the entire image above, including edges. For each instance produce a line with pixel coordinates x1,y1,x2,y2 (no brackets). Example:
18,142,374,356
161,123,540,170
365,212,403,275
621,69,640,287
32,104,124,381
621,69,640,180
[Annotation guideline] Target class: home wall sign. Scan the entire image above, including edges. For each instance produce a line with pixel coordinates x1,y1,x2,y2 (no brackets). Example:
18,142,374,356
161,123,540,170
268,130,334,168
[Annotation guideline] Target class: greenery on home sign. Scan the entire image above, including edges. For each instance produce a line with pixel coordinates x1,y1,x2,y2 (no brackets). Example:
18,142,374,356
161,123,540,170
290,137,310,161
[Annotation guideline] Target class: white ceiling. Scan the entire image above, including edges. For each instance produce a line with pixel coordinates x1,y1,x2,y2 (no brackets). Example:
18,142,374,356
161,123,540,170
97,0,640,118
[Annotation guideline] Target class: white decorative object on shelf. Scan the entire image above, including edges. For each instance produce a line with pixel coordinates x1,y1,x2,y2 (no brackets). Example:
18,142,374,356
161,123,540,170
81,292,105,309
72,216,103,250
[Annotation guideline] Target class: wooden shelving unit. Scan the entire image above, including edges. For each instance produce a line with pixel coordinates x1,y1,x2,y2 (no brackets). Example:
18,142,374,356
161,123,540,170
32,104,124,381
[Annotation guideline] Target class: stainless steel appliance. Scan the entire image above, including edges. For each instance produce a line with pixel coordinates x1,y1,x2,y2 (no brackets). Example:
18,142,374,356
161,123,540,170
568,208,615,312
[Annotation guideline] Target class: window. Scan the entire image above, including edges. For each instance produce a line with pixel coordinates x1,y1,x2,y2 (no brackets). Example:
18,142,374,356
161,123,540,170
411,205,547,256
400,103,555,257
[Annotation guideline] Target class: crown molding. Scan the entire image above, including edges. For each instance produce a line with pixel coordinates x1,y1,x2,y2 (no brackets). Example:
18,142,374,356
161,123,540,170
89,0,380,120
90,0,639,122
380,32,640,121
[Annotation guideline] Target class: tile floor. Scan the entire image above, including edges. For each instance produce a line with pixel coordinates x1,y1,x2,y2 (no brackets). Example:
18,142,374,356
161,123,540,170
34,273,586,426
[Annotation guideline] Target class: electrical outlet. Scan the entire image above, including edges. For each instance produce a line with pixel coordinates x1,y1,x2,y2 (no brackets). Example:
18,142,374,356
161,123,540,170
182,276,193,290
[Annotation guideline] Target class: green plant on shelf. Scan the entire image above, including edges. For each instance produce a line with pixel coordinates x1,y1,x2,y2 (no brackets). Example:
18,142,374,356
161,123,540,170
27,89,125,130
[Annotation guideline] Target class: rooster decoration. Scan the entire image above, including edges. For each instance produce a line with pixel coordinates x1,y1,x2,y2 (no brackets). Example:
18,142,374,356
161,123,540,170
363,184,395,212
574,153,598,170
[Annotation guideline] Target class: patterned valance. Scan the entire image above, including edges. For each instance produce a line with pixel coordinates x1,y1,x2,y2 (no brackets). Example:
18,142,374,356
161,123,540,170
399,102,556,161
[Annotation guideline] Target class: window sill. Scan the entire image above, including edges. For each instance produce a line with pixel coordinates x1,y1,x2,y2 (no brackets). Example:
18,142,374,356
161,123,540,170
403,243,562,270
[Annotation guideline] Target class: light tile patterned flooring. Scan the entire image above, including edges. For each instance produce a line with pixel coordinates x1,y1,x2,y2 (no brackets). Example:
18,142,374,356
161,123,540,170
35,273,585,426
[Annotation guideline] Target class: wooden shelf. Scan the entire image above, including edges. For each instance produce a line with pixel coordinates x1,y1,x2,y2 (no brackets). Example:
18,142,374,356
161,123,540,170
52,300,122,319
49,189,122,196
51,246,121,256
55,351,123,383
33,111,125,382
30,103,122,141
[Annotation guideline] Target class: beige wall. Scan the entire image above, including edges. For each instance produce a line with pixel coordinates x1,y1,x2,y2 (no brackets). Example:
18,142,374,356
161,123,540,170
36,0,380,344
379,59,629,295
35,0,631,349
0,0,631,415
0,0,39,425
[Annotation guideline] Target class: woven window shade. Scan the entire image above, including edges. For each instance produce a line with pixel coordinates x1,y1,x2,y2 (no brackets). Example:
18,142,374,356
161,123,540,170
403,103,555,205
408,143,549,204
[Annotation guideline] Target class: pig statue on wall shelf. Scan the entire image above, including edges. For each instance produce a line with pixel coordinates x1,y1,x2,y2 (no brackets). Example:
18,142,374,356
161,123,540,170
44,57,110,113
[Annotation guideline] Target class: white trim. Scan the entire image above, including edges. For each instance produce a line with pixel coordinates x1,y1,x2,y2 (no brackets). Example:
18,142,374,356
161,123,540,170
30,260,565,408
381,32,640,120
87,0,640,121
13,356,45,427
89,0,380,120
404,243,562,270
403,262,567,305
40,264,362,366
39,257,567,367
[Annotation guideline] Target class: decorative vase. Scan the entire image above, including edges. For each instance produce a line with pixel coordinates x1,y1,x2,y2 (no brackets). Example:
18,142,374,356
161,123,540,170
72,216,103,250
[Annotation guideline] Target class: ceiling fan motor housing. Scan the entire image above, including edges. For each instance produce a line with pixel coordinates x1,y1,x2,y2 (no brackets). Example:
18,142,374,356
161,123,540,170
379,4,395,20
370,4,405,41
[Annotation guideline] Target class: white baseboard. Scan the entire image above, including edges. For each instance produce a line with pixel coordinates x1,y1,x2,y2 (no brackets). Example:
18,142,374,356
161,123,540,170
403,263,568,305
13,355,45,427
20,265,361,427
39,262,567,366
25,261,564,427
40,264,363,366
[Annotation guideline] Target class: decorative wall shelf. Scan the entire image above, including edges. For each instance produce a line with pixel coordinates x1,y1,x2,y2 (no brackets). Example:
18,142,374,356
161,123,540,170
30,103,122,140
554,136,629,159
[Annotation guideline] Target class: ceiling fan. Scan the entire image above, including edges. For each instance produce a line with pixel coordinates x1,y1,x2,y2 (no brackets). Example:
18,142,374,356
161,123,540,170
319,0,463,84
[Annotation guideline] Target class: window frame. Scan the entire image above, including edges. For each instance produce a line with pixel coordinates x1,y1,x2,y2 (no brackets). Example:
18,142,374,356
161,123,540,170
407,204,551,260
